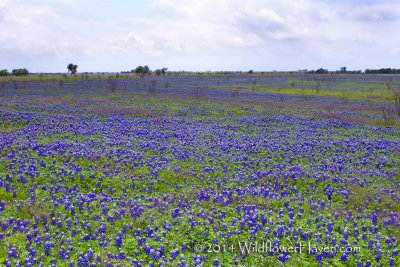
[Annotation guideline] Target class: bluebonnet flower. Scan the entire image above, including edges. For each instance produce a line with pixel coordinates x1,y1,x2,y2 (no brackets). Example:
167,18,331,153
343,227,348,240
144,243,152,254
170,249,179,261
8,247,18,259
181,243,187,251
44,241,53,256
115,236,122,247
118,249,125,260
389,257,394,267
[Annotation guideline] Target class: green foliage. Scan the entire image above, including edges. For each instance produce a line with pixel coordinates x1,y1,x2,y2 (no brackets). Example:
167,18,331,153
134,65,151,74
11,68,29,76
67,63,78,75
365,68,400,74
315,68,328,74
155,67,168,75
307,68,328,74
0,69,9,76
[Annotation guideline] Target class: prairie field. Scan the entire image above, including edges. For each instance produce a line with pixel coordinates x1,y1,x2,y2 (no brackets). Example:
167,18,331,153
0,73,400,266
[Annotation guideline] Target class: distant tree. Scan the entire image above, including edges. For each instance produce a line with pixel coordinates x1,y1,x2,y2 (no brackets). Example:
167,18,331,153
11,68,29,76
143,65,150,74
365,68,400,74
315,68,328,74
248,70,254,74
67,63,78,75
0,69,9,76
340,67,347,73
134,66,144,73
134,65,150,74
155,68,168,76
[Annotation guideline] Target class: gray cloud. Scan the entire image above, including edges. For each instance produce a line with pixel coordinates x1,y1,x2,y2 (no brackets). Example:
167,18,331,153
349,7,399,22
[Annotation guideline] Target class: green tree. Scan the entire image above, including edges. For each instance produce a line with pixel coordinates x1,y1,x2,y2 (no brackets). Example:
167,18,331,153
22,68,29,75
0,69,9,76
11,68,29,76
135,66,144,73
315,68,328,74
134,65,151,74
67,63,78,75
155,68,167,75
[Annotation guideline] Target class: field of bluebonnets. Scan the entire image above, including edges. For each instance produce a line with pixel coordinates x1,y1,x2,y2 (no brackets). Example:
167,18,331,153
0,73,400,266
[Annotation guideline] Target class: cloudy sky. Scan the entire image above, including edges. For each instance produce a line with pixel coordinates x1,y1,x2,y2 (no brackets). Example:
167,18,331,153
0,0,399,72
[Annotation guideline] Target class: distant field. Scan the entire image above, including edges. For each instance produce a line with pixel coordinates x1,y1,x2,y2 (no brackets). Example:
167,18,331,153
0,73,399,266
1,72,399,102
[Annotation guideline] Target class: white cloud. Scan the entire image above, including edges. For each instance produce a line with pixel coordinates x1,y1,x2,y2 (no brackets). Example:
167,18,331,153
0,0,400,71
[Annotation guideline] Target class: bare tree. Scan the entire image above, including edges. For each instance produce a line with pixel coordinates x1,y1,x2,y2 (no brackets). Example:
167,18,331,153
148,80,157,95
276,87,284,102
231,88,240,98
381,104,396,124
340,92,349,104
313,81,321,94
386,83,400,116
0,81,5,96
392,89,400,116
107,78,119,93
193,86,201,100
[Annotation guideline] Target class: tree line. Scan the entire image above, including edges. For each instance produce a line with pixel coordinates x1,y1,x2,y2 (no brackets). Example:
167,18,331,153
306,67,400,74
121,65,168,75
0,68,29,76
365,68,400,74
2,65,400,76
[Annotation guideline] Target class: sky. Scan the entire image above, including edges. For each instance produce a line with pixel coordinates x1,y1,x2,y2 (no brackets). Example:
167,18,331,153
0,0,399,73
